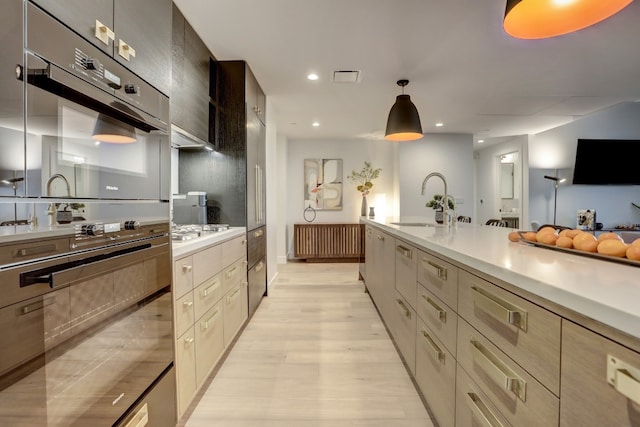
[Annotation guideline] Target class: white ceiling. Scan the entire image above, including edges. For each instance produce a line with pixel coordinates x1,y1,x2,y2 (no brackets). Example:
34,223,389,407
173,0,640,146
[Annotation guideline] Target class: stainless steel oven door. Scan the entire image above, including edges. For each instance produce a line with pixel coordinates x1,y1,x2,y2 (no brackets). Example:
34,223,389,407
25,51,167,201
0,234,173,426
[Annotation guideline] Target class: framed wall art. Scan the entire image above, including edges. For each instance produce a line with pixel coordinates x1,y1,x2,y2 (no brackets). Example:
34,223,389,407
303,158,343,210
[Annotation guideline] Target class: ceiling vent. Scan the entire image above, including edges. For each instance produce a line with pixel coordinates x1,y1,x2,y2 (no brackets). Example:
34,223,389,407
332,70,360,83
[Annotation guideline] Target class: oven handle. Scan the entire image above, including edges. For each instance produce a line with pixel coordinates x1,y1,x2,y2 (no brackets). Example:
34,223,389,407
20,242,160,288
22,58,167,134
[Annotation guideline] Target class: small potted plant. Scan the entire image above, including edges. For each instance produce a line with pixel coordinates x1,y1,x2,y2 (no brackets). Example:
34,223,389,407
347,161,382,216
426,194,454,224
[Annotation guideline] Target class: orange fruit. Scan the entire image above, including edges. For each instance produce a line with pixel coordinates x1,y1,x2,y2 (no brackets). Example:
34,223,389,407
537,228,558,243
539,233,557,246
597,232,623,243
508,231,520,242
631,238,640,248
573,233,598,252
626,246,640,260
556,236,574,249
566,229,583,238
537,226,556,235
597,239,627,257
523,232,537,242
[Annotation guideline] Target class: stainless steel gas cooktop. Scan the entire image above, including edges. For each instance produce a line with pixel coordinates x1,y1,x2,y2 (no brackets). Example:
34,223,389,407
171,224,230,241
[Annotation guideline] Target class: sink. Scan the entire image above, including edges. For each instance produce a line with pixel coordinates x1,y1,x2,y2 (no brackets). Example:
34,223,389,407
390,222,438,227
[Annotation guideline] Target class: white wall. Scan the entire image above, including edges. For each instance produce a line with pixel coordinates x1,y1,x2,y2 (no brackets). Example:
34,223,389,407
285,138,397,259
528,102,640,228
398,134,474,220
276,133,288,264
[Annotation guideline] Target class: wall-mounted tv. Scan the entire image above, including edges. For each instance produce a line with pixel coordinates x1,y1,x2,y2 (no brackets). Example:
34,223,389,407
573,139,640,185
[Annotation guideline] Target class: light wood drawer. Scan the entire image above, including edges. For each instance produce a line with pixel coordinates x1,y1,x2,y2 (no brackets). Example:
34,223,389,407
458,270,561,395
193,273,223,321
395,241,417,309
222,258,246,295
560,320,640,427
417,250,458,311
416,318,456,427
175,326,197,417
193,244,222,286
221,235,246,267
173,255,193,298
388,290,417,375
223,284,244,347
417,283,457,355
455,363,512,427
457,319,559,427
195,302,224,387
175,291,194,338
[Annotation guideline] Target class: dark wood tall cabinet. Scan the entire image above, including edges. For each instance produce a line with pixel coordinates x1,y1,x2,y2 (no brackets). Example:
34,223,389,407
219,60,267,315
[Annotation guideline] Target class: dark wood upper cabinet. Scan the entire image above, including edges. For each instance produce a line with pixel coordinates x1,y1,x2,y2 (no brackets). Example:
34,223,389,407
30,0,172,95
171,4,211,145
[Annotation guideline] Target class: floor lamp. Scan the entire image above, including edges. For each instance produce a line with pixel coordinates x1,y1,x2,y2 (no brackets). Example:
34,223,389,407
544,171,566,225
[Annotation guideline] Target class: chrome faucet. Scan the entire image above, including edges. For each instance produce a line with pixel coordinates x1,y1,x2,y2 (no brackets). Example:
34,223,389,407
421,172,454,226
45,174,71,225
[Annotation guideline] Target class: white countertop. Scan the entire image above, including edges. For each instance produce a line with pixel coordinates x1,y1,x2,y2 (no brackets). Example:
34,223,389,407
364,217,640,341
172,227,246,259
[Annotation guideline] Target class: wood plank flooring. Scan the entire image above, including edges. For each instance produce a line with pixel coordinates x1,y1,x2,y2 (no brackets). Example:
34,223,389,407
181,262,435,426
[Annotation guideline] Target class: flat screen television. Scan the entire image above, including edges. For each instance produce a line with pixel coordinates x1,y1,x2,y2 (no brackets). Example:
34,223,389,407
573,138,640,185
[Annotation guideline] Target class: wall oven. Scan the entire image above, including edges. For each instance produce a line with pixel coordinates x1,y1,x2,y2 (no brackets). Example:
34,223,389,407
0,2,175,425
0,221,174,426
2,2,170,207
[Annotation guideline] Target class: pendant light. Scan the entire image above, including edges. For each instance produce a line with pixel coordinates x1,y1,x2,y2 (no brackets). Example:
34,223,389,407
92,113,137,144
384,79,423,142
503,0,633,40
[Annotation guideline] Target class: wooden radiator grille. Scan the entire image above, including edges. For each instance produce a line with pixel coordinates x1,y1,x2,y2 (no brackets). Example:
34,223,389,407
294,223,364,261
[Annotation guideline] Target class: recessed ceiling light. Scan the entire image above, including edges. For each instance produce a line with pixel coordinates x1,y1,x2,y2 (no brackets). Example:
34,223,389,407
312,122,320,127
478,139,485,143
307,73,319,81
435,122,444,127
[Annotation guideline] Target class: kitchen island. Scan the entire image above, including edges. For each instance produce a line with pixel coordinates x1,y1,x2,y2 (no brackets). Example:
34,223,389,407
361,217,640,427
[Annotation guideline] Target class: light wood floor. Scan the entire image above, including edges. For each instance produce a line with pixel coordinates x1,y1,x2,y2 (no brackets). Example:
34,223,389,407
181,262,435,426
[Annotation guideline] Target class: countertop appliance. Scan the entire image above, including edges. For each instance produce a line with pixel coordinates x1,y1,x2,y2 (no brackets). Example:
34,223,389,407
171,223,230,241
0,219,175,425
173,191,207,225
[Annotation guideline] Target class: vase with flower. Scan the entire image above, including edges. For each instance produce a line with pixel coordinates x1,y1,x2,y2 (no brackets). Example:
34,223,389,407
347,161,382,217
426,194,454,224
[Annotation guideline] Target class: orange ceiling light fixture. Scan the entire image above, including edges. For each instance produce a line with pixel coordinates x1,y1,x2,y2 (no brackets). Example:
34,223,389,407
503,0,633,39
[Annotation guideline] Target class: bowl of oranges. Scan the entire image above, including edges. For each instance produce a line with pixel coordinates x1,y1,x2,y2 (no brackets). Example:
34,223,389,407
508,226,640,266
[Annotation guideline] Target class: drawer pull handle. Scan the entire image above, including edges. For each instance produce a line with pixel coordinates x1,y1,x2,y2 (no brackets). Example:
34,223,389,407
227,288,241,304
19,296,57,316
422,259,447,280
184,336,194,345
420,329,445,364
471,339,527,402
607,355,640,405
396,299,411,319
253,229,264,238
255,261,264,272
182,300,193,308
182,264,192,272
226,266,237,278
15,244,57,258
466,392,504,427
376,235,385,241
396,245,412,259
201,310,220,330
421,294,446,323
470,285,528,331
201,280,220,297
